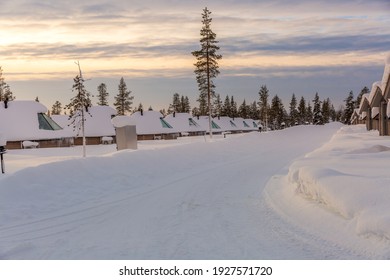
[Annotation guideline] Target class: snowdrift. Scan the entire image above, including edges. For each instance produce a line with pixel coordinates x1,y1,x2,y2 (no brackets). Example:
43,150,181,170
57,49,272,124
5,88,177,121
266,125,390,249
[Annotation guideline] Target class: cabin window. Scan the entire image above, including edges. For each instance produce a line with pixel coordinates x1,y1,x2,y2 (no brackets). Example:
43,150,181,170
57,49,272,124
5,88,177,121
211,121,221,129
243,121,250,128
38,113,62,130
229,120,237,127
189,118,200,127
160,118,173,128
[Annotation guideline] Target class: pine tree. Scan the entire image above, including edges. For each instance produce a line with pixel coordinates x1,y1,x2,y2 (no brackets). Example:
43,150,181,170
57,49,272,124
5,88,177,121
343,90,355,124
289,93,298,126
65,63,92,158
312,92,323,125
298,96,306,124
97,83,109,106
192,7,222,136
137,103,144,112
51,101,62,115
114,77,134,115
258,85,269,125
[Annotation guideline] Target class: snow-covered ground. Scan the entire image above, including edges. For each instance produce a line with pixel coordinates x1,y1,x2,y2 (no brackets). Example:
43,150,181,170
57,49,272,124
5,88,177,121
1,124,389,259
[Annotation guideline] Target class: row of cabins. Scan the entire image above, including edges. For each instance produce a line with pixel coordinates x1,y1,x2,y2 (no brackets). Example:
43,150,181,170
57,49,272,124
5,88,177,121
0,101,261,149
351,55,390,136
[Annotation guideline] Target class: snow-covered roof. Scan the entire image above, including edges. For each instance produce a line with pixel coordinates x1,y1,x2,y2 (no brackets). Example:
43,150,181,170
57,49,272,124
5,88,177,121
368,81,382,105
213,116,238,132
350,109,359,121
164,113,205,133
194,116,223,133
0,100,72,141
234,117,253,131
371,107,379,118
382,54,390,99
52,106,117,137
129,110,179,135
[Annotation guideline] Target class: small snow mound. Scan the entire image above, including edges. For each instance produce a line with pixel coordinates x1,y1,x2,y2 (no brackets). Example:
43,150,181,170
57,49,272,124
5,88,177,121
348,145,390,154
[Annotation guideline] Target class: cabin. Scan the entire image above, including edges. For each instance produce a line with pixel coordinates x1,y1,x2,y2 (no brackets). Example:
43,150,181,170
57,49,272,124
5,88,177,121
213,116,239,133
194,116,223,135
164,113,206,136
129,110,179,140
355,55,390,136
52,106,117,145
0,100,73,149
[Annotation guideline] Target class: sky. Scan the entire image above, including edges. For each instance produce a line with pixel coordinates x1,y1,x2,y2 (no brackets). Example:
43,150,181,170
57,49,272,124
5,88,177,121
1,0,389,112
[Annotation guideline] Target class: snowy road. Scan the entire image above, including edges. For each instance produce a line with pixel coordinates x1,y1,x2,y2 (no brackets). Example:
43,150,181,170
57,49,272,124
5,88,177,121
0,123,365,259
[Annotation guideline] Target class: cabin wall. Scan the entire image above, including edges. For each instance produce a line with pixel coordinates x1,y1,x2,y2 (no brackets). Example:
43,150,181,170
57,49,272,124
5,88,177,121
6,138,74,149
74,136,116,146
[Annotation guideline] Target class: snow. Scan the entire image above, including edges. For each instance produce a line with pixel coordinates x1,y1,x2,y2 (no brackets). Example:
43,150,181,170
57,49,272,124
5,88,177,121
1,123,390,259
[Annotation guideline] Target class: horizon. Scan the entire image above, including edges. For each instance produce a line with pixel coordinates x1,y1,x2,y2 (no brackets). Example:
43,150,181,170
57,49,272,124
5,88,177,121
1,0,389,111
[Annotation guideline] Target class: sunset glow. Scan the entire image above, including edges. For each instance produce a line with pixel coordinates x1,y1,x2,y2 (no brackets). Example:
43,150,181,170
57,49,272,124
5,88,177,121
1,0,389,109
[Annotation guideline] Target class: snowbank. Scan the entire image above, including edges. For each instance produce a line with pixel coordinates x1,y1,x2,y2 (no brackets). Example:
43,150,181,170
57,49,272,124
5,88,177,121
266,125,390,245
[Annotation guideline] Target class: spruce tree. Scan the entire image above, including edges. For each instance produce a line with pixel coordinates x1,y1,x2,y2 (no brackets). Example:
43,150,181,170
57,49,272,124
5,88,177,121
169,93,181,113
97,83,109,106
343,91,355,124
356,86,369,108
51,101,62,115
192,7,222,136
183,96,191,113
312,92,323,125
258,85,269,125
0,67,14,101
222,95,231,117
269,95,285,129
114,77,134,115
306,101,313,124
213,93,223,117
249,101,258,120
321,98,331,123
239,99,249,119
298,96,306,124
230,96,238,118
289,93,298,126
